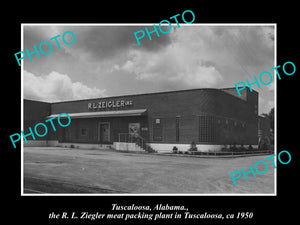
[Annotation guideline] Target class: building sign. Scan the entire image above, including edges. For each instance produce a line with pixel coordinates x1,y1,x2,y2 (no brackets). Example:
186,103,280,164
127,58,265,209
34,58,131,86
129,123,140,137
88,99,133,110
141,127,148,131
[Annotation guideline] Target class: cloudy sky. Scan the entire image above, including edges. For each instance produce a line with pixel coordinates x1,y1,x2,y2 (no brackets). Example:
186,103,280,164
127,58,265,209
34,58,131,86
22,24,275,114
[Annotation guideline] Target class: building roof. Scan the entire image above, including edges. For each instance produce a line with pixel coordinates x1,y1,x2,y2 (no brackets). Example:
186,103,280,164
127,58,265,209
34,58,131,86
44,87,255,104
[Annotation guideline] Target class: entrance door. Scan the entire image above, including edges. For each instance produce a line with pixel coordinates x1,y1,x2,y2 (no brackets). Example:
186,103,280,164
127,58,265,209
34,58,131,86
99,122,110,143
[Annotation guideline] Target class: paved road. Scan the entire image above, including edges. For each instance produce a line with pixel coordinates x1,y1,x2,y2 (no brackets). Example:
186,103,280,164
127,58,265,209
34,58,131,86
24,176,121,193
23,147,275,194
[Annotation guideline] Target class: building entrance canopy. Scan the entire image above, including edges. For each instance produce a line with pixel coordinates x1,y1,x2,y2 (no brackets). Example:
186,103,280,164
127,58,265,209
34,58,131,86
46,109,147,119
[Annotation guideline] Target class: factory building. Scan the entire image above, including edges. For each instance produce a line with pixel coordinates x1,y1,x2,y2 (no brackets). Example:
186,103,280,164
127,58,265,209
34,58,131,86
23,87,266,153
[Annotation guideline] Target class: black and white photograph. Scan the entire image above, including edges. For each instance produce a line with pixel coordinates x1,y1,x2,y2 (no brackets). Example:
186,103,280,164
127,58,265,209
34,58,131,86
5,5,297,224
21,24,276,195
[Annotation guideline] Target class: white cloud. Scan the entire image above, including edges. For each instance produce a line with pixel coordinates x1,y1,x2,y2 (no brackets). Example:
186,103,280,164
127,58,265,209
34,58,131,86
23,70,106,102
259,95,274,115
118,37,224,88
109,25,274,94
266,81,274,91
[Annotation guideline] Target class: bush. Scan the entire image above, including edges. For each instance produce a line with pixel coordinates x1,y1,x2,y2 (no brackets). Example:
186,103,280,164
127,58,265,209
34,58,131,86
238,145,247,151
221,146,229,151
229,145,238,151
172,146,178,153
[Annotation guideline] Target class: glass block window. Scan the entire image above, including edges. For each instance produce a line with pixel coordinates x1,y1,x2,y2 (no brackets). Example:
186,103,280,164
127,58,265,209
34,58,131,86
199,115,216,143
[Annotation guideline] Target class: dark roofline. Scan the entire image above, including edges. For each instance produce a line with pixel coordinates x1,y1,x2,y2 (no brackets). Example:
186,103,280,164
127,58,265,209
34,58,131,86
221,86,258,94
48,87,238,105
24,99,51,104
25,86,257,105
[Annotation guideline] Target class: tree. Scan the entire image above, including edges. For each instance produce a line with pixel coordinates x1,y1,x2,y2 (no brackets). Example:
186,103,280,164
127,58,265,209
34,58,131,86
262,108,274,131
261,108,274,146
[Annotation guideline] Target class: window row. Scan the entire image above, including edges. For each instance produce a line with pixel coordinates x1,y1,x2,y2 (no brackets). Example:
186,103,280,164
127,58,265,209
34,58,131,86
152,115,247,143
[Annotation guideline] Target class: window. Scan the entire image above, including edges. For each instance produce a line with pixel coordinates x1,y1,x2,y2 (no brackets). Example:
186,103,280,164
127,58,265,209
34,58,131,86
80,128,88,137
199,115,216,143
153,118,163,141
175,116,180,142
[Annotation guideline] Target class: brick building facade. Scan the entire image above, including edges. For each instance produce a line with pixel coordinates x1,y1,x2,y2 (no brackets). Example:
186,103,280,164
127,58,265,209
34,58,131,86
24,87,262,152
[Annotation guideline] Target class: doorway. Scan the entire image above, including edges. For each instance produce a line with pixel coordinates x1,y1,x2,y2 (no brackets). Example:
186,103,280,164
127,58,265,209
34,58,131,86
99,122,110,143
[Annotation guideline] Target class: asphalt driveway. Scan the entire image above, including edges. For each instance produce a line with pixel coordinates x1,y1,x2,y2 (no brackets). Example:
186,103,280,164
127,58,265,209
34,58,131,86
23,147,275,194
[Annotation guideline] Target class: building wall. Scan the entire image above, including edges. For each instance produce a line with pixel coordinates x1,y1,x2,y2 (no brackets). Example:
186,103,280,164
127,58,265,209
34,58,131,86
60,116,148,144
49,87,258,145
24,87,259,147
23,99,52,141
